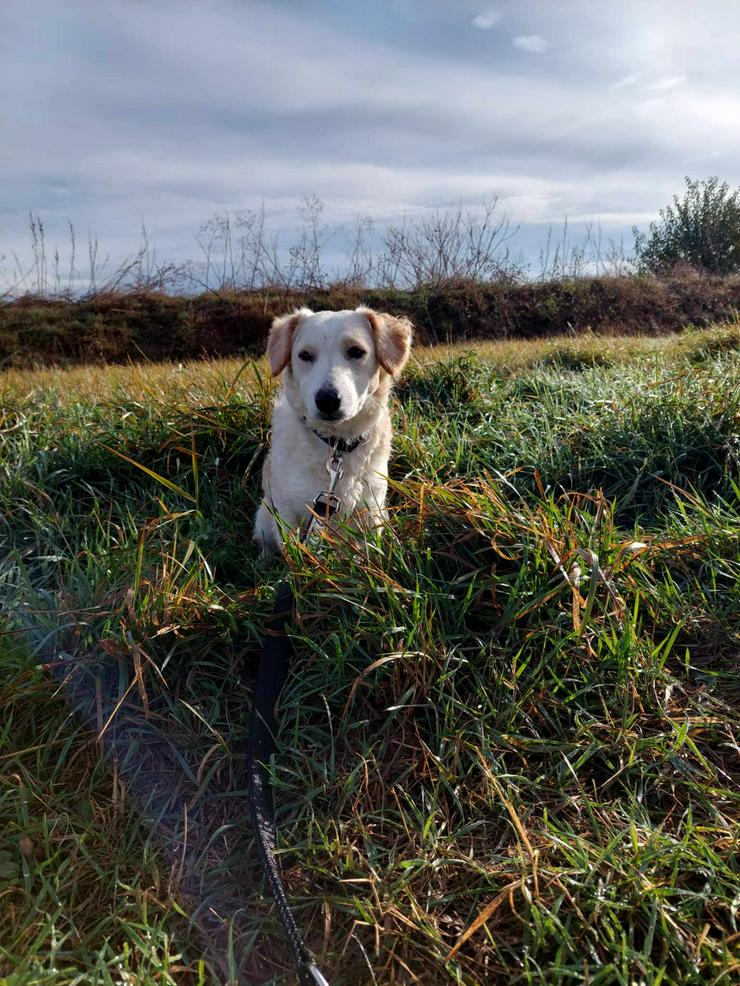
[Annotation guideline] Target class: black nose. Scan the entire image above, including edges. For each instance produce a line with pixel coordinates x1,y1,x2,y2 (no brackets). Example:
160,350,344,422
315,387,341,416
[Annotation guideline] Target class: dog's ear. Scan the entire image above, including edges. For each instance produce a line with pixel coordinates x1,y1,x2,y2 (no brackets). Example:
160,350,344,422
267,308,311,376
361,308,413,376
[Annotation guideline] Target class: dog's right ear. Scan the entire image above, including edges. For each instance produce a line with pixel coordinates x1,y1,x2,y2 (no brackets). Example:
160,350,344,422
267,308,311,376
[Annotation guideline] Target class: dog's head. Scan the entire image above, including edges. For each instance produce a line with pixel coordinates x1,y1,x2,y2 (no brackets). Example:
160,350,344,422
266,307,412,428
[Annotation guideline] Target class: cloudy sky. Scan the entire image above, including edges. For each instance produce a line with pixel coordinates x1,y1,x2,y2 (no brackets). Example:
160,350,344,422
3,0,739,283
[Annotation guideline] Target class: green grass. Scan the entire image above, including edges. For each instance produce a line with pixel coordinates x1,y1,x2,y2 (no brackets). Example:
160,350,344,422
1,324,738,985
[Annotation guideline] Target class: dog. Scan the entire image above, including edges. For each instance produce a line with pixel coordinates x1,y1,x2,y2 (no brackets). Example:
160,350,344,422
253,307,412,554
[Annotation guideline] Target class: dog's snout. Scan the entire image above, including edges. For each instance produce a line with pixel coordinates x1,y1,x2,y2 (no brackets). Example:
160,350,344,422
315,387,341,417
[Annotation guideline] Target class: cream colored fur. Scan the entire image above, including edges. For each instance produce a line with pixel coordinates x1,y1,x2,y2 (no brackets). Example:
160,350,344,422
253,307,412,554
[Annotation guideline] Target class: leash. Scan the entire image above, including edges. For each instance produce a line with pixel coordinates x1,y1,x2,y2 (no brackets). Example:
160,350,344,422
247,438,351,985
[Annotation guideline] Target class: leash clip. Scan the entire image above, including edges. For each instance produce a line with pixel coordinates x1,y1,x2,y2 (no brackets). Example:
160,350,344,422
326,449,343,485
312,490,340,519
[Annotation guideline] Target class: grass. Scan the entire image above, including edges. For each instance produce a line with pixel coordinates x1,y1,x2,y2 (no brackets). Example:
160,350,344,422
0,323,738,985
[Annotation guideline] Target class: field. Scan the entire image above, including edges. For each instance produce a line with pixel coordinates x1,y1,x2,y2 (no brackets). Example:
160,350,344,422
1,323,739,985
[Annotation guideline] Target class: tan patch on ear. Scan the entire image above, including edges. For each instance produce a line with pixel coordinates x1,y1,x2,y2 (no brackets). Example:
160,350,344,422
266,308,311,376
360,307,413,376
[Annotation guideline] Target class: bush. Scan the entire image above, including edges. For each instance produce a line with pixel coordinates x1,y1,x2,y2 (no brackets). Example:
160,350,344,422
3,274,740,368
634,177,740,275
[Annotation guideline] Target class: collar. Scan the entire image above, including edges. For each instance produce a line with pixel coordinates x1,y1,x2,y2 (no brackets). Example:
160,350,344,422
311,429,370,454
301,416,370,454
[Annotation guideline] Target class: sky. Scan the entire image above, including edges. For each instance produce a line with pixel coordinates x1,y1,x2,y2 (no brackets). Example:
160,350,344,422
2,0,739,286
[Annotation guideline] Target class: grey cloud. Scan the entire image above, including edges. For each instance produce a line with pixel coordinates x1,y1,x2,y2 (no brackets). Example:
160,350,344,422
2,0,739,276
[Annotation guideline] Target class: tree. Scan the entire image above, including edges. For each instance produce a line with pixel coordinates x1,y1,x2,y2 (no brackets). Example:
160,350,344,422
633,177,740,275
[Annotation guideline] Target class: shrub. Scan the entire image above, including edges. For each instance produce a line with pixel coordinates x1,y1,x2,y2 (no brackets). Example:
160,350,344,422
634,177,740,275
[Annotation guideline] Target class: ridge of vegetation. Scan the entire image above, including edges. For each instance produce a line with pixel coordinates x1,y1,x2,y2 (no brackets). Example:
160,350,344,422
2,270,740,369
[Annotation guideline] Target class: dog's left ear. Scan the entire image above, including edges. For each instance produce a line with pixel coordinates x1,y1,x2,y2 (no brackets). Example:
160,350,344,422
361,308,413,376
267,308,311,376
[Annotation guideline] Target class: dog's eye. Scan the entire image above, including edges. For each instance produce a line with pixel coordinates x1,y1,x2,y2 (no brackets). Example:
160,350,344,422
347,346,366,360
298,351,315,363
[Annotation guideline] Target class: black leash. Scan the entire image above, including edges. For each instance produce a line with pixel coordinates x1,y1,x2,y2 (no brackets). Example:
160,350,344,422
247,437,355,985
247,582,329,986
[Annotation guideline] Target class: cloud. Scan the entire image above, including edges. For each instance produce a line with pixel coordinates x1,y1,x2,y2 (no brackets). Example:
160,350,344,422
646,75,686,92
2,0,740,279
514,34,548,53
472,9,502,30
613,72,641,89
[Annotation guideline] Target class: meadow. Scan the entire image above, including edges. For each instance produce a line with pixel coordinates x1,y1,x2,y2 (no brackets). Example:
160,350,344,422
1,323,738,985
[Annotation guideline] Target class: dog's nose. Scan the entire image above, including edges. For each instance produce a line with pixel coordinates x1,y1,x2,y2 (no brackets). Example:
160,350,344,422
315,387,341,416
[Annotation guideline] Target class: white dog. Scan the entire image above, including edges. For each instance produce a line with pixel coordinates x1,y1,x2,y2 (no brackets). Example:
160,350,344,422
253,306,412,554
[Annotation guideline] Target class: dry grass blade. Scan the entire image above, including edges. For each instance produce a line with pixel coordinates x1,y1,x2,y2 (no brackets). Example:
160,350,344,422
445,881,520,961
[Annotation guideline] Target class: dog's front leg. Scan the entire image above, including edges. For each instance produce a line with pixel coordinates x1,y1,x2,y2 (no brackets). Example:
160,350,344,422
351,475,388,534
253,501,282,555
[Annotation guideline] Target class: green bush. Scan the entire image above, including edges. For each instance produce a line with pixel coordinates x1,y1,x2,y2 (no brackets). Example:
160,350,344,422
634,176,740,275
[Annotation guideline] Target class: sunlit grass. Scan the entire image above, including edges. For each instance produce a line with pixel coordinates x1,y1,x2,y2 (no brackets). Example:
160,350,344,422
1,324,738,984
1,320,737,405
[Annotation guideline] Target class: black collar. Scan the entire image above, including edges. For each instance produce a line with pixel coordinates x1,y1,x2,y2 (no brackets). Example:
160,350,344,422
311,429,369,454
301,415,369,454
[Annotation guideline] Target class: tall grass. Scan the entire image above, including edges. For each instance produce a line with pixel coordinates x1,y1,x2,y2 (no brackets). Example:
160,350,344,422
1,325,738,984
3,199,633,301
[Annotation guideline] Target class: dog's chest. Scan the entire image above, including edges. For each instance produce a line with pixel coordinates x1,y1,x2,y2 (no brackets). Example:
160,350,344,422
329,451,375,513
275,442,374,515
265,394,392,523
